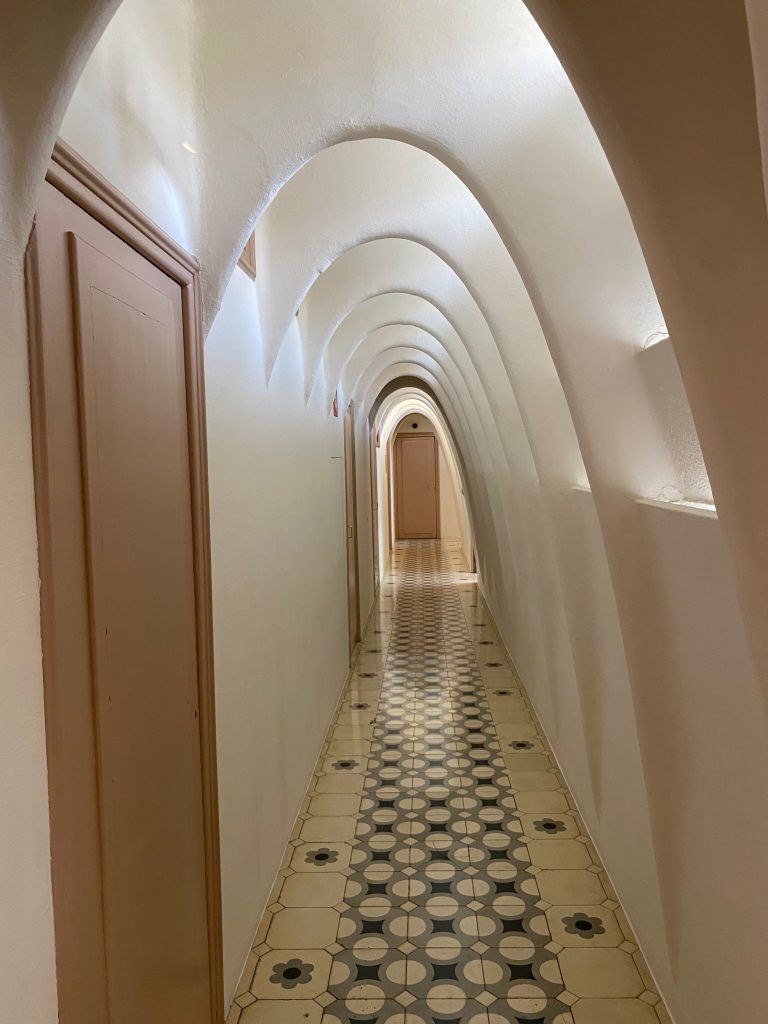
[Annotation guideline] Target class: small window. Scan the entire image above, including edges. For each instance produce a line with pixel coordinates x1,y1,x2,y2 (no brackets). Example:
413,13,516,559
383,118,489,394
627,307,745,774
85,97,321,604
238,230,256,279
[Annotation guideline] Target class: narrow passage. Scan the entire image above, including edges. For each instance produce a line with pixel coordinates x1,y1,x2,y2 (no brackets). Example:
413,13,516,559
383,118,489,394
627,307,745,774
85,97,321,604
228,541,670,1024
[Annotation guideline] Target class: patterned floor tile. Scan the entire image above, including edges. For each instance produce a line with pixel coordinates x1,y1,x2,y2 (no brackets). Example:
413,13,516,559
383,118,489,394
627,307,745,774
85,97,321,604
228,542,669,1024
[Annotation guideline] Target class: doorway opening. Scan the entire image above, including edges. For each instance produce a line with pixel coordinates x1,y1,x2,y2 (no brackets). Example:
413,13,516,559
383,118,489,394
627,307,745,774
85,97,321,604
371,404,473,583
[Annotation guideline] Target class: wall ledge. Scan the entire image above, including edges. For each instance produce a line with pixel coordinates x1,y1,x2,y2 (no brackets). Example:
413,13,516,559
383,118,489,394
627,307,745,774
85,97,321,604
636,496,717,520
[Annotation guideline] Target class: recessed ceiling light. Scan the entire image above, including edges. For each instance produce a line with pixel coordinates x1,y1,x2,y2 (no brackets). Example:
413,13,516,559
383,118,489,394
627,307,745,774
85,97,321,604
182,141,198,154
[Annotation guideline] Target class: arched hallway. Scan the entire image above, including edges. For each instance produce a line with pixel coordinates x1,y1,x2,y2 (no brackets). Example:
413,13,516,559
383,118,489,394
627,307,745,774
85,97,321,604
3,2,768,1023
228,541,669,1024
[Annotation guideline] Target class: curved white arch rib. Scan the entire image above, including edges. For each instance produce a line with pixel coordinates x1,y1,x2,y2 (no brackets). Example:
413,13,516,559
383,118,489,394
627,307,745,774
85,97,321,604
360,362,521,637
299,237,586,491
259,139,537,370
354,347,544,627
375,392,474,560
357,347,589,763
340,324,533,480
361,364,499,570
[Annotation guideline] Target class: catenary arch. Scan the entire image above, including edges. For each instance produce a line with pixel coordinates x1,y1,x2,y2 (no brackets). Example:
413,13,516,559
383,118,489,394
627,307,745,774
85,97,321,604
356,362,505,600
353,347,582,709
298,237,588,491
374,392,475,566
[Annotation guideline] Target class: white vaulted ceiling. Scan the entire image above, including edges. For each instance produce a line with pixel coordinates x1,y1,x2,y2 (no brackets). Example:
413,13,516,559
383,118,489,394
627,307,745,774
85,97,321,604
4,1,768,1022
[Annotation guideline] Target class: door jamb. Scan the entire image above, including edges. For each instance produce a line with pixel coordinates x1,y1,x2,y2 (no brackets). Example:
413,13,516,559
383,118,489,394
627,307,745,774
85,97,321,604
26,139,224,1023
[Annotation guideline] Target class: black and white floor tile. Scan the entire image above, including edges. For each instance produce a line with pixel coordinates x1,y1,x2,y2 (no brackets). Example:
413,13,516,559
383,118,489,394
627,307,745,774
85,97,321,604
227,541,671,1024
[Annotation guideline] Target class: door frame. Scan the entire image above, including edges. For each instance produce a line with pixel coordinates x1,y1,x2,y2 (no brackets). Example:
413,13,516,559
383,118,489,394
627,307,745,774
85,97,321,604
394,432,441,540
369,428,380,593
343,400,360,657
25,140,224,1022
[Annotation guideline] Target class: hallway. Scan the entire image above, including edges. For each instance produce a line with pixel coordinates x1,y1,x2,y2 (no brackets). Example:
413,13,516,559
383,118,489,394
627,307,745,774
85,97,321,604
227,542,669,1024
6,3,768,1021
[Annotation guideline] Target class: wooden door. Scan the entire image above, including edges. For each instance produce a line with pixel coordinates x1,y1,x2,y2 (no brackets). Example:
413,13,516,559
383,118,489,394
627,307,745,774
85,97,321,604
343,402,360,656
27,145,222,1024
395,433,440,539
370,430,380,592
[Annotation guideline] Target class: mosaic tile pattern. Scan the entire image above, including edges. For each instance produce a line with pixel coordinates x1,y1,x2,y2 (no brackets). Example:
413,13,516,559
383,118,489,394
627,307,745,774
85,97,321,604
227,541,672,1024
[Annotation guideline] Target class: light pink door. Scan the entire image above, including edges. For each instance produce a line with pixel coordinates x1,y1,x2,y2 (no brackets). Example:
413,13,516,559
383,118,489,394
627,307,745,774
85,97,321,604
395,434,440,539
30,177,216,1024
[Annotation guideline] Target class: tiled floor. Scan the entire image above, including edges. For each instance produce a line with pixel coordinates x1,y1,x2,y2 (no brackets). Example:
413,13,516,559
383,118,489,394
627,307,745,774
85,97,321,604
227,541,671,1024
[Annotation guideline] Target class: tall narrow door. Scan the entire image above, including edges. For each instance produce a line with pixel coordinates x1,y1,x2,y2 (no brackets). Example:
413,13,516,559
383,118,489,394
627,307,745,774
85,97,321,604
395,433,440,539
370,430,380,591
343,402,360,657
28,155,220,1024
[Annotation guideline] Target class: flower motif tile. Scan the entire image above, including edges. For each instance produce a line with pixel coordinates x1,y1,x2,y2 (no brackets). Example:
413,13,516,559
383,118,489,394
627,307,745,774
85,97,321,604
227,542,669,1024
252,948,332,999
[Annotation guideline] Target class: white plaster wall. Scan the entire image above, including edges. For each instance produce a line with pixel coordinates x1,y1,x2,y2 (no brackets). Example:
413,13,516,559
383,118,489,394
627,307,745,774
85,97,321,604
637,339,713,504
206,271,350,1004
438,447,462,542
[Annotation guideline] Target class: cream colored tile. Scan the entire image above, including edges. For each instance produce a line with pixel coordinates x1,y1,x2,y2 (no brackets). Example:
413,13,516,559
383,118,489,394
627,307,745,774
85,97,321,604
289,842,352,872
332,724,374,740
321,756,369,775
234,951,259,999
493,720,537,737
335,711,377,725
558,948,644,997
498,737,547,754
536,869,606,905
326,739,371,756
250,949,332,1000
506,771,560,792
502,752,553,772
487,1005,573,1024
546,905,624,947
300,815,357,842
240,1001,321,1024
252,907,272,947
307,794,361,817
514,791,570,813
520,813,581,840
527,840,593,869
314,773,366,794
266,907,339,949
278,871,346,907
486,702,527,720
572,999,658,1024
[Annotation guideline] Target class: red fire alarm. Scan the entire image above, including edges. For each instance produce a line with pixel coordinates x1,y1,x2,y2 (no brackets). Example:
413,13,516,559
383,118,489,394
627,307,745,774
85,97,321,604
332,390,339,417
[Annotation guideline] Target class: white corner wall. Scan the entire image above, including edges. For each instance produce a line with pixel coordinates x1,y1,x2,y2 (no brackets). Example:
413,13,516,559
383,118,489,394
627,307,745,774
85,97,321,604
0,264,59,1024
205,271,351,1003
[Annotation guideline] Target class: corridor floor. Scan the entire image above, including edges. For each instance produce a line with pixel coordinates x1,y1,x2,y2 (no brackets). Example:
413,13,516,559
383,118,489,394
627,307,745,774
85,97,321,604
227,541,671,1024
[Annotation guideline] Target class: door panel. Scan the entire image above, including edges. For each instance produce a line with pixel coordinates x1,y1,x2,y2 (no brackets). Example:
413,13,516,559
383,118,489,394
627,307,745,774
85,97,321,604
30,176,215,1023
395,434,440,539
